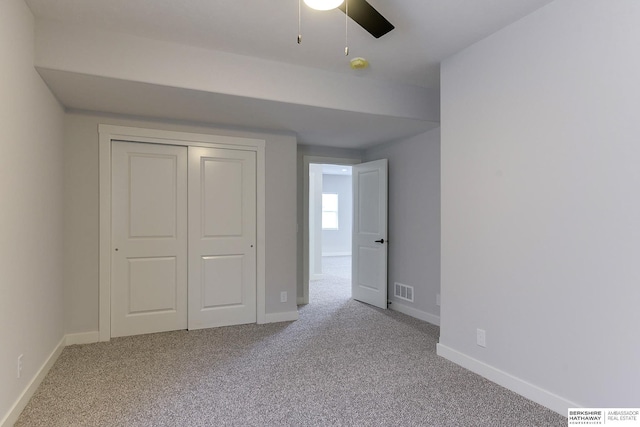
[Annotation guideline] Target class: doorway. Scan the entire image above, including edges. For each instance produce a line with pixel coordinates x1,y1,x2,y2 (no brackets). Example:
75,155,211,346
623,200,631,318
311,164,353,301
302,156,360,305
302,156,389,309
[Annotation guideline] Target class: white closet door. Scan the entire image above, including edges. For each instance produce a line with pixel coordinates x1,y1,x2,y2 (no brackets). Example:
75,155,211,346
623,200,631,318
111,141,188,337
188,147,257,329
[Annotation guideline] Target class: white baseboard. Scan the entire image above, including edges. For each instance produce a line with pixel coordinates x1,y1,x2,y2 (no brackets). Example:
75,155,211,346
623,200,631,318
297,297,308,305
264,310,299,323
436,343,578,416
389,301,441,326
322,252,351,257
65,331,100,346
1,337,65,427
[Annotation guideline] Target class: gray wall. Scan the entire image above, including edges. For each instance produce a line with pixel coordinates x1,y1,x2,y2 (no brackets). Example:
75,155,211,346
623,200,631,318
0,0,65,421
321,174,352,256
440,0,640,410
63,111,298,335
365,129,441,322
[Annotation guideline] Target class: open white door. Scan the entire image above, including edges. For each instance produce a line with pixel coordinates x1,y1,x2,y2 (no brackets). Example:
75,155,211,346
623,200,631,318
352,159,388,309
188,147,257,329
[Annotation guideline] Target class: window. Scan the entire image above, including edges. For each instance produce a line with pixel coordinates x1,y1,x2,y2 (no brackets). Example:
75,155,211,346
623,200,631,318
322,193,339,230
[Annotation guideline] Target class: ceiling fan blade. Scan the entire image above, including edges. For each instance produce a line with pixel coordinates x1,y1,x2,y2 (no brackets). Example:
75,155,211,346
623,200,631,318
337,0,394,39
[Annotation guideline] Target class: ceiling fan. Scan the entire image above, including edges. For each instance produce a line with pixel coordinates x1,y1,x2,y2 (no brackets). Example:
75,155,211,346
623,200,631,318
304,0,394,39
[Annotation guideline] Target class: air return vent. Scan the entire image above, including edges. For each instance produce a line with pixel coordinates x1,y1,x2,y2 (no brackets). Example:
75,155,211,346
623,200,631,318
394,282,414,302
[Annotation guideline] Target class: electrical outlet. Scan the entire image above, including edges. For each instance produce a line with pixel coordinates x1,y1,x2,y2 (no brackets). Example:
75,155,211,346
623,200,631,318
477,329,486,348
436,293,441,307
280,291,287,303
17,354,23,378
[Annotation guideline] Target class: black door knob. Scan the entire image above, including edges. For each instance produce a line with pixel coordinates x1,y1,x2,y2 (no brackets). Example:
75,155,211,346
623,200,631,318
375,239,385,244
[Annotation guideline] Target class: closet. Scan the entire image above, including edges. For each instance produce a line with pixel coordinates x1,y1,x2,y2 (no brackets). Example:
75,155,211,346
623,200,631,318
109,138,257,337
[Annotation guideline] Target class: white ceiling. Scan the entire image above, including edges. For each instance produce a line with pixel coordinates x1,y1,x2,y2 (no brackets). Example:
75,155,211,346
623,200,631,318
321,164,352,176
25,0,555,147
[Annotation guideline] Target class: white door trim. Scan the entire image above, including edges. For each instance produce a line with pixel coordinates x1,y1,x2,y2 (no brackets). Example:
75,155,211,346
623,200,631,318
99,124,266,341
301,155,360,305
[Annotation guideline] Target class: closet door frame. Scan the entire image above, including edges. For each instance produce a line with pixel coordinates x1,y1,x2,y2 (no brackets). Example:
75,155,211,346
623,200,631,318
98,124,266,342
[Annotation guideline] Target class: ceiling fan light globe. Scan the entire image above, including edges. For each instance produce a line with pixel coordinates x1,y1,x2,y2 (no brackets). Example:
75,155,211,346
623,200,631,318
303,0,345,11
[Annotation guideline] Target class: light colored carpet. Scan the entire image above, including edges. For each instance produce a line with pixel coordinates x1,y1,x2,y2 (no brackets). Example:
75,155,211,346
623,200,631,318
16,266,566,426
322,255,351,280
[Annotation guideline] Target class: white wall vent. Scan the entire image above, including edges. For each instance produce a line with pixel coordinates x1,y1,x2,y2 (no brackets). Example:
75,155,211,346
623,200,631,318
394,282,414,302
